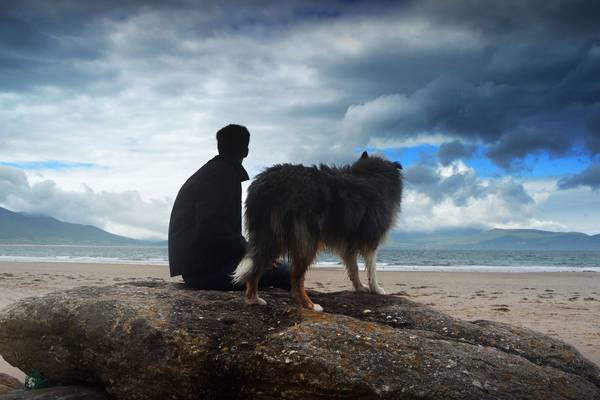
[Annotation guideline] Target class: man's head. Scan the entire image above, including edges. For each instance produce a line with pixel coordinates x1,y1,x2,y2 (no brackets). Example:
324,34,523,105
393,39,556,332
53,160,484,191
216,124,250,160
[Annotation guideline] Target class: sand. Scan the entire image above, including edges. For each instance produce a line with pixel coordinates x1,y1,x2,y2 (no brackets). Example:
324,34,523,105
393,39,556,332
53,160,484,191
1,261,599,382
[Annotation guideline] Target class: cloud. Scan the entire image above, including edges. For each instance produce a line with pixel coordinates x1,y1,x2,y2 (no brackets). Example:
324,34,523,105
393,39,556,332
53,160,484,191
396,159,553,232
1,0,600,235
342,77,516,142
0,166,171,239
557,164,600,190
437,140,476,166
404,161,533,206
0,160,98,170
3,1,599,164
486,130,573,169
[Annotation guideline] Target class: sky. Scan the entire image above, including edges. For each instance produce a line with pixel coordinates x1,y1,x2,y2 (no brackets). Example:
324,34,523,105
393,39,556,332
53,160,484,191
1,0,599,239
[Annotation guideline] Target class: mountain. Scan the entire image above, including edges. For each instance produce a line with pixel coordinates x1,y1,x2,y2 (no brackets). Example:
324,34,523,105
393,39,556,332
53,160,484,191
388,228,600,251
0,206,149,245
2,205,597,250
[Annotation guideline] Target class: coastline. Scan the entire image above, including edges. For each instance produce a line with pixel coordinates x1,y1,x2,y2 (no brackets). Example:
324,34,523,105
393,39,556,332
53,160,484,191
1,256,599,273
1,261,599,381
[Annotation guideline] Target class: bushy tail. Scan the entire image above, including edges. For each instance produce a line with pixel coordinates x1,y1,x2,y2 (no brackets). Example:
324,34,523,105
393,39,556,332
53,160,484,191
231,255,258,285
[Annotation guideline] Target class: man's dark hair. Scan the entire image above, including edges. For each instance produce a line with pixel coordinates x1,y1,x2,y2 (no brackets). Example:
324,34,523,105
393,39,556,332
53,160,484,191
216,124,250,158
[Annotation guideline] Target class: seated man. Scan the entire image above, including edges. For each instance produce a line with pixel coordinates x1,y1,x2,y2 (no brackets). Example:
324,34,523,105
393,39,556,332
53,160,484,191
168,124,291,291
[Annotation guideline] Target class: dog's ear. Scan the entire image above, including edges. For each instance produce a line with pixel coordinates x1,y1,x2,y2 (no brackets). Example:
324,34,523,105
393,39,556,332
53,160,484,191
393,161,403,170
360,151,369,160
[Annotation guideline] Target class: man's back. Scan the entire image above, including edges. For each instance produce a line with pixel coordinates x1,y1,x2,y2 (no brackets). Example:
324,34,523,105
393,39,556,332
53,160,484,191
168,155,248,278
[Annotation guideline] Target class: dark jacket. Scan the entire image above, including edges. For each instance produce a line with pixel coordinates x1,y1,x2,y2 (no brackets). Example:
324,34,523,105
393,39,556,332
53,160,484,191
168,155,249,277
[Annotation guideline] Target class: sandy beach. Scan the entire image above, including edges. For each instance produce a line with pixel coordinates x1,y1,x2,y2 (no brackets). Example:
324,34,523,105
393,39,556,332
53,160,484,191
1,261,599,382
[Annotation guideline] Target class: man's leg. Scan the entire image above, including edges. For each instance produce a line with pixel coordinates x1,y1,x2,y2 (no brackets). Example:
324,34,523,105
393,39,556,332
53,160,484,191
184,259,291,291
258,260,291,290
183,259,242,291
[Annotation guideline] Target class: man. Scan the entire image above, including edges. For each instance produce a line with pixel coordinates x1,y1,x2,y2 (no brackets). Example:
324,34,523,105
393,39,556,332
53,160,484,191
168,124,291,291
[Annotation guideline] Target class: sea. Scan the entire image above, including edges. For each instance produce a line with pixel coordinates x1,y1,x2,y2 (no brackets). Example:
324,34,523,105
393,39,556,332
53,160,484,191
1,244,599,272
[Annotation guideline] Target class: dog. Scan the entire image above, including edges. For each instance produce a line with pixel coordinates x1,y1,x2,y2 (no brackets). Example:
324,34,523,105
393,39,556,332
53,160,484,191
232,151,403,311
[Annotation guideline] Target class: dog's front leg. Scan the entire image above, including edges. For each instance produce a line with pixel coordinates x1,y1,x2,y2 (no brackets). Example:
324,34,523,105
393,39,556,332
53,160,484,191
291,261,323,312
364,251,385,295
342,252,369,292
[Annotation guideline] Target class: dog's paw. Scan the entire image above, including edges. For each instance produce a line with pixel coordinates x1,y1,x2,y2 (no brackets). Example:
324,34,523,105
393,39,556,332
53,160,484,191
354,284,370,293
371,286,386,295
256,296,267,305
311,303,324,312
246,296,267,306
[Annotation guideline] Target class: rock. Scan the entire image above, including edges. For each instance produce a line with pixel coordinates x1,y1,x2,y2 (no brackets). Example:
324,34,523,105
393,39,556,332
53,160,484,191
0,373,22,395
0,386,110,399
0,282,598,400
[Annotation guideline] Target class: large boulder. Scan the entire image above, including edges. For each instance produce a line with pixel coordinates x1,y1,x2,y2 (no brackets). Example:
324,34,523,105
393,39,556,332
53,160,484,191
0,282,598,400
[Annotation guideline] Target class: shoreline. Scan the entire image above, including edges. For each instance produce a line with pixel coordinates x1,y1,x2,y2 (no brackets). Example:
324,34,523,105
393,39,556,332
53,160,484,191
0,257,599,273
1,261,599,382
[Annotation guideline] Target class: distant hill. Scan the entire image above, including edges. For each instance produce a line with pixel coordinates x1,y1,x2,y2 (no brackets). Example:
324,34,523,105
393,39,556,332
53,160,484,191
0,206,151,245
2,205,597,250
388,228,600,251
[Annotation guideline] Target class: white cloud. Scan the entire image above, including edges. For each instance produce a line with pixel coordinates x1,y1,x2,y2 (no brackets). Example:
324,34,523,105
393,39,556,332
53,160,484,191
397,161,564,232
0,166,170,240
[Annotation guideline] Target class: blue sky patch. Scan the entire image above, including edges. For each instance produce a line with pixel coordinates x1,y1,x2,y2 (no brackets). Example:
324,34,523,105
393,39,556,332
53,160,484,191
365,144,592,180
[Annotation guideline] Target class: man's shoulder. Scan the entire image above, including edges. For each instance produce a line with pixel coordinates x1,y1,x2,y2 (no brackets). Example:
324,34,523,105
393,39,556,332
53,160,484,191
182,157,238,190
206,156,241,178
189,156,229,176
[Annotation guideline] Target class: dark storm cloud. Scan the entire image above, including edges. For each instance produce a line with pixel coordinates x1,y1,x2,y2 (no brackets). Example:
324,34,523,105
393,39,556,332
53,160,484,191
0,2,118,91
438,140,476,166
331,1,600,168
2,2,600,164
585,110,600,153
558,164,600,190
486,131,573,169
404,164,440,185
0,0,382,93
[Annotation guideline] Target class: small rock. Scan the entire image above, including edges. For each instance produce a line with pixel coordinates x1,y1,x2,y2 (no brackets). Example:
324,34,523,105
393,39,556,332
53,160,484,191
0,373,22,394
0,385,110,399
0,373,21,389
1,384,14,396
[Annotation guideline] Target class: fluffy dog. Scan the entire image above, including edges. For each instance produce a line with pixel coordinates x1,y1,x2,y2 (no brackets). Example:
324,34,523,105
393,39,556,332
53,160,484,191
232,151,403,311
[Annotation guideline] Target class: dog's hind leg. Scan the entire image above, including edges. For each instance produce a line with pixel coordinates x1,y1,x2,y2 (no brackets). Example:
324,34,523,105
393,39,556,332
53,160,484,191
245,276,266,306
290,253,322,312
340,251,369,292
237,249,271,306
363,250,385,295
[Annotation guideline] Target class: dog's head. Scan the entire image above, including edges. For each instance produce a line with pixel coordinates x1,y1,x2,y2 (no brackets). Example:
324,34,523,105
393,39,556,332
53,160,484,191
359,151,402,170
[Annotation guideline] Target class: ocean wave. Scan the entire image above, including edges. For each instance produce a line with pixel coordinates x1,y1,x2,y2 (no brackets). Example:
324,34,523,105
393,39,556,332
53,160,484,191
313,262,600,273
0,255,168,266
1,253,599,272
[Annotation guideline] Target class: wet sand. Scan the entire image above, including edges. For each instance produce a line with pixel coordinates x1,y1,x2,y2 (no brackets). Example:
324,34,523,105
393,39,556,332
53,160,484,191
1,261,599,382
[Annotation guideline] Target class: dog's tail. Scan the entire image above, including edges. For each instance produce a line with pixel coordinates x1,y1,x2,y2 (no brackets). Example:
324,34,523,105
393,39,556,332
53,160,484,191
231,254,257,285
